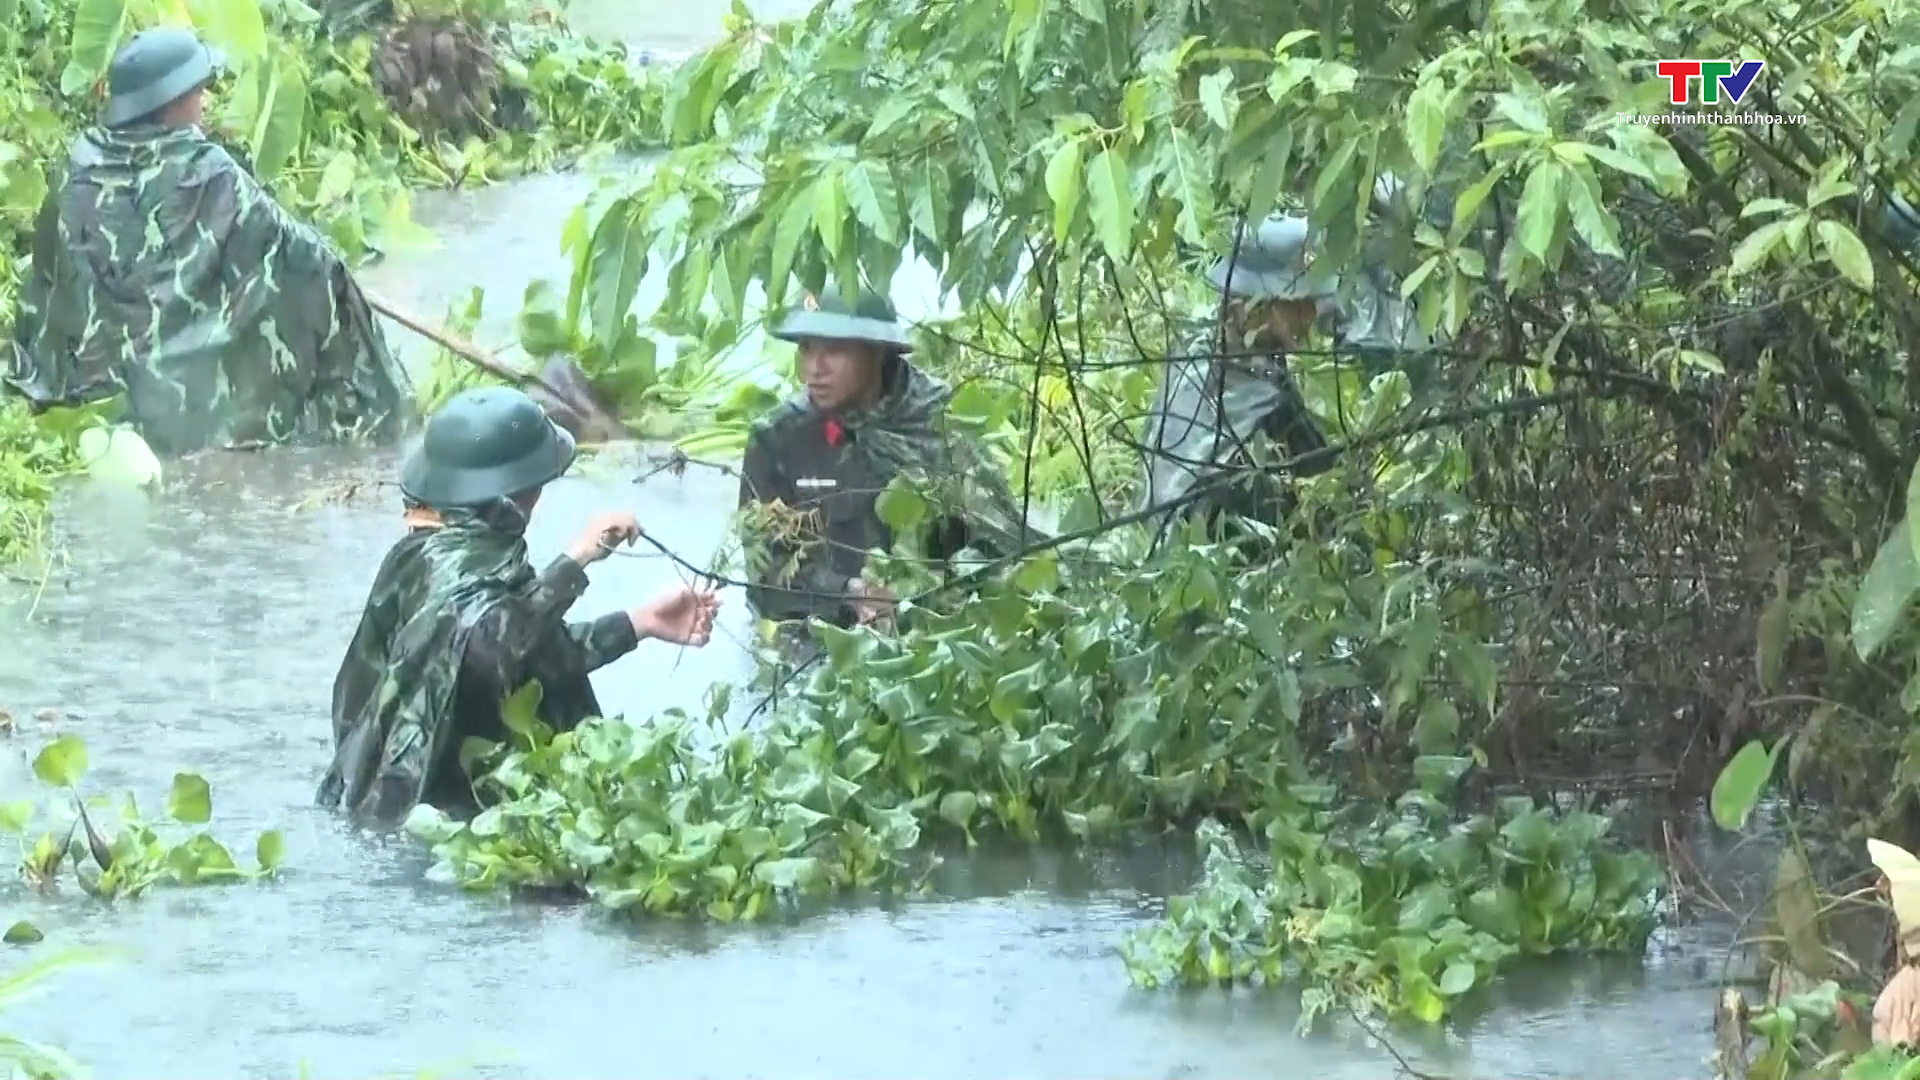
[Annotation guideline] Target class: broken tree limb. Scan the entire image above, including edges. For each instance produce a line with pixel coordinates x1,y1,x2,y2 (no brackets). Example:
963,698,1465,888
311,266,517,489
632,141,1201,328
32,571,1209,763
362,288,625,442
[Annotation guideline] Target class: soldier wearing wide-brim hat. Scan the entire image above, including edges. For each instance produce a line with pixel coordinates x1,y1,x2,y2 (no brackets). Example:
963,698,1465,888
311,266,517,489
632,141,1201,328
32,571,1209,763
739,284,1037,655
1137,215,1346,534
5,24,410,456
1207,209,1431,355
398,384,579,509
768,289,915,353
318,384,721,826
102,26,225,129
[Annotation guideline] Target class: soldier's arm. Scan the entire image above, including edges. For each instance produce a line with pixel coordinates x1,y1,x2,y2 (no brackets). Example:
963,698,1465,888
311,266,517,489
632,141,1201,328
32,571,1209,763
308,272,408,440
458,555,598,684
210,150,334,272
563,610,640,673
207,149,407,437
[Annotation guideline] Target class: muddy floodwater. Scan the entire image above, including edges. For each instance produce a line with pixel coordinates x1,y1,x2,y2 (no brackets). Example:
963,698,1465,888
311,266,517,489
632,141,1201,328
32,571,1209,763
1,2,1722,1076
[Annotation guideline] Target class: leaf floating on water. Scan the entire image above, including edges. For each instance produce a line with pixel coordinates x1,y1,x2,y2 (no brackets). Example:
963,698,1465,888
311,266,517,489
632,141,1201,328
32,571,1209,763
2,920,43,945
166,772,213,825
76,425,162,487
31,735,87,788
255,829,286,873
0,800,32,834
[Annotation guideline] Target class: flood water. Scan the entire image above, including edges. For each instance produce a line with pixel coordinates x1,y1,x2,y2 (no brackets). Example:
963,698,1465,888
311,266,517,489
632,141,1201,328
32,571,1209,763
1,1,1722,1077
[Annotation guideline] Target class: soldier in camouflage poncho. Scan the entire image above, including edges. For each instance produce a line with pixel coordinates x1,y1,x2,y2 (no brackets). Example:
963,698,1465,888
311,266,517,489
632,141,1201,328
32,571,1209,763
738,288,1039,642
1137,212,1431,531
318,387,719,827
4,27,408,456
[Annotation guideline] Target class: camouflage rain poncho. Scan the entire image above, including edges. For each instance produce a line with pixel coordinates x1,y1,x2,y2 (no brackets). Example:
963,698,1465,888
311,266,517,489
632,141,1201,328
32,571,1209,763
738,355,1040,625
317,502,637,826
5,123,408,455
1136,326,1332,525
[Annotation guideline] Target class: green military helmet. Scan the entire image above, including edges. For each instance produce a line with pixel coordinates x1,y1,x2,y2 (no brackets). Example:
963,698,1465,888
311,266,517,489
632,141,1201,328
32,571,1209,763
1205,214,1341,303
770,287,913,353
104,26,224,128
399,386,577,508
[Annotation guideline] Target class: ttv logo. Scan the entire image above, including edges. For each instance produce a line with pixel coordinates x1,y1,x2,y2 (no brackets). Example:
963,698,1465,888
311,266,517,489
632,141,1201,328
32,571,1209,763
1655,60,1766,106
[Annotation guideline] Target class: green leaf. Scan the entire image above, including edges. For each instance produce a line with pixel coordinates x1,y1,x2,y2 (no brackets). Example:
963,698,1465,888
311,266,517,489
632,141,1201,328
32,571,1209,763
1563,165,1622,257
875,481,927,533
1404,79,1447,174
188,0,269,68
499,681,552,749
753,856,823,890
1492,91,1551,134
1438,960,1477,996
61,0,129,96
2,920,44,946
585,199,646,352
32,735,87,788
1730,219,1794,277
1085,144,1134,262
1044,137,1083,244
1413,755,1473,795
938,791,979,828
866,94,916,139
255,829,286,872
1514,159,1564,261
245,52,307,182
1198,68,1237,132
0,800,31,834
1815,219,1874,289
1854,517,1920,661
1579,143,1653,182
1908,464,1920,570
1711,740,1778,832
812,168,848,257
1163,127,1211,245
1245,128,1292,223
769,178,817,304
166,772,212,824
1449,164,1505,240
1742,197,1799,220
844,159,900,244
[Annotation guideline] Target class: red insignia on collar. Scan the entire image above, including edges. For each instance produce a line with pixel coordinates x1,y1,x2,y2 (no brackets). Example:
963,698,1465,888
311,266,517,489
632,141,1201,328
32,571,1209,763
823,417,845,447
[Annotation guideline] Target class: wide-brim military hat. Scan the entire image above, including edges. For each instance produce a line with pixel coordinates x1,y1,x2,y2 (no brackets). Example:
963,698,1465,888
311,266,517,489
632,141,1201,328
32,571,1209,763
399,386,578,508
770,288,912,352
1206,214,1341,302
104,27,225,128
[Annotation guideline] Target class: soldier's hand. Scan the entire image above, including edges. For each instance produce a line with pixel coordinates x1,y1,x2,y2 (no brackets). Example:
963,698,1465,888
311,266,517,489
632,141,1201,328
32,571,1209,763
848,577,896,628
630,584,719,646
568,511,641,565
